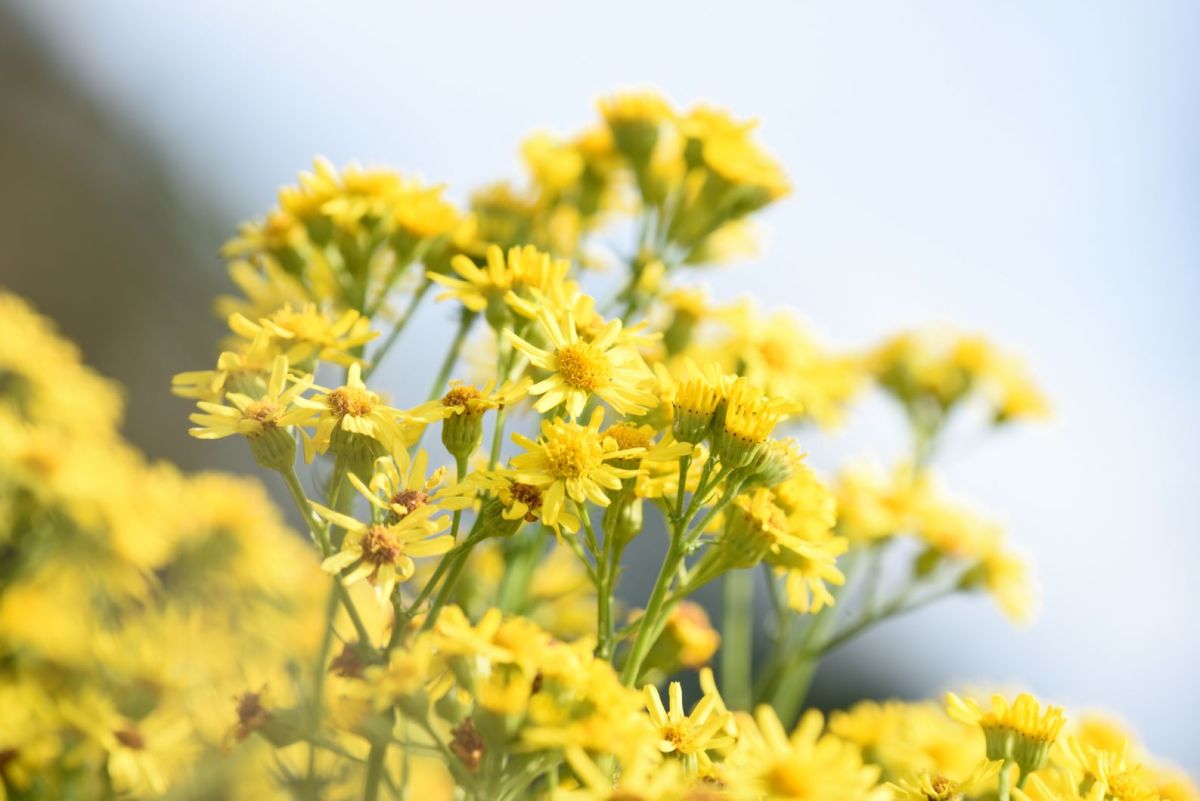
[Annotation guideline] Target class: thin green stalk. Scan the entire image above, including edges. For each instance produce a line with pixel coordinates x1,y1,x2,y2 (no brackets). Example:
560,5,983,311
673,454,691,519
808,584,954,658
306,585,340,782
363,740,387,801
364,280,430,380
998,760,1014,801
279,465,372,644
620,536,683,686
720,568,754,709
593,502,617,659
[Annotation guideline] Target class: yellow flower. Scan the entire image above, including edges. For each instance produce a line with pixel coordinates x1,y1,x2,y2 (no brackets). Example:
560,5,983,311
510,408,644,528
0,292,123,437
641,600,720,674
701,130,791,200
65,699,196,798
947,692,1064,772
713,376,790,466
522,131,586,194
559,745,693,801
715,304,862,428
215,256,311,322
888,760,1004,801
347,450,471,523
732,706,886,801
297,363,414,461
643,680,734,769
1015,771,1108,801
428,244,569,319
186,355,315,440
507,306,656,419
454,468,581,535
312,498,452,605
228,303,377,369
599,89,674,127
171,334,277,402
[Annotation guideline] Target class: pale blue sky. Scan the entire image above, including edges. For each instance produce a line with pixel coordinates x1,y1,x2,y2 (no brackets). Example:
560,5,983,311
14,0,1199,770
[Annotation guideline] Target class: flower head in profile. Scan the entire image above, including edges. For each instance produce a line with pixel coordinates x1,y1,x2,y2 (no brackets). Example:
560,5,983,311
510,408,643,529
507,306,656,419
428,244,569,322
187,355,315,440
228,304,376,369
296,363,413,461
947,692,1064,773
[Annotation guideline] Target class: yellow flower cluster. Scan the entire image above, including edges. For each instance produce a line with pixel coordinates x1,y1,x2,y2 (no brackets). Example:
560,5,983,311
3,88,1187,801
0,292,329,799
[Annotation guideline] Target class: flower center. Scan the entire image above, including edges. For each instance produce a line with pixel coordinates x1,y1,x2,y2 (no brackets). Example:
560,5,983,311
113,728,145,750
767,762,814,797
508,482,543,521
604,422,652,451
543,431,604,479
450,719,485,774
443,385,483,409
242,400,278,425
361,525,403,565
235,691,271,736
661,721,693,751
328,386,375,417
392,489,430,514
928,776,958,801
555,342,611,391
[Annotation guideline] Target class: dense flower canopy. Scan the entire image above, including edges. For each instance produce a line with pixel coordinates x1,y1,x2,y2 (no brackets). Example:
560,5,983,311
0,87,1190,801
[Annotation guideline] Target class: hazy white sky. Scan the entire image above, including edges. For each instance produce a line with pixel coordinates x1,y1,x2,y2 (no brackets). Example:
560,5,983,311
15,0,1199,770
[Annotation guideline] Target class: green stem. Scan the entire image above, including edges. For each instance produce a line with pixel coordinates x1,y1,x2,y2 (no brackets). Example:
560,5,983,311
620,536,683,686
306,585,340,782
364,279,430,380
673,454,691,519
279,465,371,644
720,568,754,709
594,506,616,659
363,740,387,801
807,584,954,659
998,760,1014,801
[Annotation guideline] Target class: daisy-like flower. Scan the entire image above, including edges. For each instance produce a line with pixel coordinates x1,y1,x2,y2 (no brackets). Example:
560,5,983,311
296,363,414,462
408,377,530,459
643,680,735,772
228,304,377,369
507,307,657,419
888,760,1005,801
186,356,315,440
559,744,693,801
63,698,195,798
453,468,581,535
347,450,471,524
510,408,644,528
732,706,886,801
601,422,693,469
312,498,452,605
428,244,569,320
171,334,276,402
946,692,1065,773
